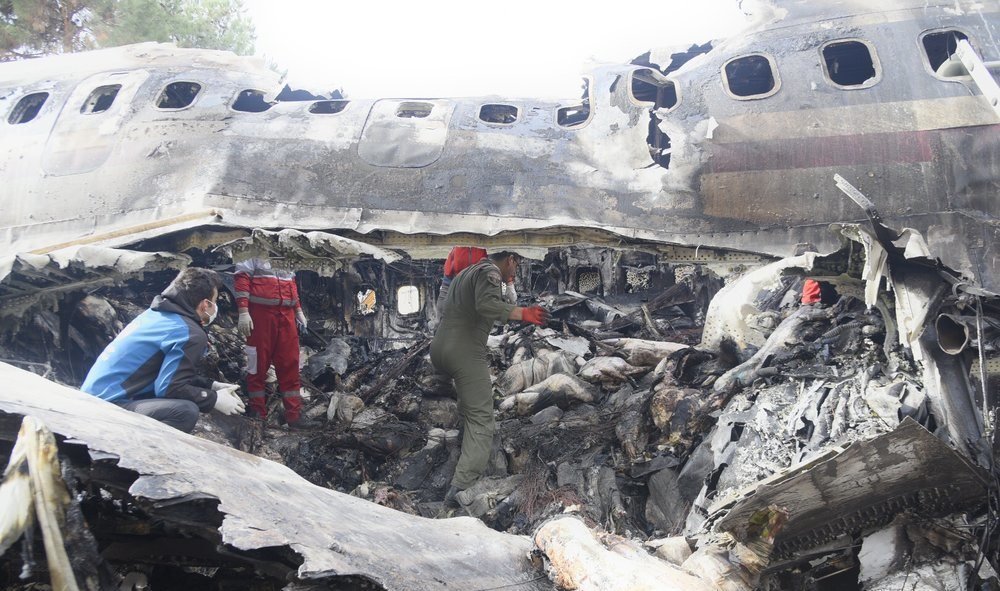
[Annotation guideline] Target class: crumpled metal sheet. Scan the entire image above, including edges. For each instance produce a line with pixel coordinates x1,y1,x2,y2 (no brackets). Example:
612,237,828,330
0,245,189,282
215,228,401,276
0,246,190,319
831,222,947,342
0,363,550,590
709,419,990,559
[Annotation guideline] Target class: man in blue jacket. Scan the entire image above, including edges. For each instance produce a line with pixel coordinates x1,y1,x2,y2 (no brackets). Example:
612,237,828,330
81,267,245,432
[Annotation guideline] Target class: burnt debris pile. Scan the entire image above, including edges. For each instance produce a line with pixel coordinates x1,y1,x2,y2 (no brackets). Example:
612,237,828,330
3,232,1000,590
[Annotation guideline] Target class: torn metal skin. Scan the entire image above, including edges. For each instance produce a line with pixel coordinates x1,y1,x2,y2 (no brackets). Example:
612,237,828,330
710,418,990,562
0,246,190,321
0,1,997,287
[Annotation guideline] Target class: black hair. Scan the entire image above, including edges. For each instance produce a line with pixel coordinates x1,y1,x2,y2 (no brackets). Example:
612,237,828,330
164,267,221,310
489,251,520,262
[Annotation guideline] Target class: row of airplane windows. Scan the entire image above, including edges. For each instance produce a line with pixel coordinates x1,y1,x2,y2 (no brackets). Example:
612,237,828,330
3,30,975,128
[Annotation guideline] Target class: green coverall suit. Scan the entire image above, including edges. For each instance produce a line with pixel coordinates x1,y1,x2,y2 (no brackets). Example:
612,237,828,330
430,259,515,490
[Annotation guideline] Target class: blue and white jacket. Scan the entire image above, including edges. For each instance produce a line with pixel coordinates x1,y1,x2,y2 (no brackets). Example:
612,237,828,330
81,288,218,411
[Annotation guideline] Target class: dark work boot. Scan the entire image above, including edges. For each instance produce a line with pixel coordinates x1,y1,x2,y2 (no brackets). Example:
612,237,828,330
247,392,267,419
443,485,462,508
281,390,304,427
435,485,465,519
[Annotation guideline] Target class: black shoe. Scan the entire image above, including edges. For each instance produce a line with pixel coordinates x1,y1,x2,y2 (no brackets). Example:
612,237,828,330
443,485,462,508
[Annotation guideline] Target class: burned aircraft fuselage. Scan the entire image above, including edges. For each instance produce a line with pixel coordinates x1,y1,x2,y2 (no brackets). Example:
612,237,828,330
0,1,998,289
3,4,1000,588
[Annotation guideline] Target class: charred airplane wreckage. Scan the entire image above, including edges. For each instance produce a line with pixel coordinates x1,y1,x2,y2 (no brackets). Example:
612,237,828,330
1,0,1000,589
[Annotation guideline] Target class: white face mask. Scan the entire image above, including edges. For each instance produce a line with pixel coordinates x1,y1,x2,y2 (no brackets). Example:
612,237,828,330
204,300,218,326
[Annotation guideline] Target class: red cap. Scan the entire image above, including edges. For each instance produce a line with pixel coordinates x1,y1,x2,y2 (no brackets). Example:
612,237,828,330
802,279,821,304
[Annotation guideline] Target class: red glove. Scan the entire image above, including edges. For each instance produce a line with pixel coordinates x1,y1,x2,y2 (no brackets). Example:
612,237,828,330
521,306,550,326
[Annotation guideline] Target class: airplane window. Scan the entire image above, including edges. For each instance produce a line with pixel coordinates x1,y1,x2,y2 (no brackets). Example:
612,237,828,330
397,286,420,315
397,102,433,118
81,85,122,114
630,69,678,109
558,78,592,128
232,89,274,112
156,82,201,109
7,92,48,124
631,69,676,169
479,104,518,124
822,41,878,87
309,100,349,114
922,30,970,76
576,268,602,295
557,104,590,128
723,54,778,99
624,267,652,293
357,289,377,315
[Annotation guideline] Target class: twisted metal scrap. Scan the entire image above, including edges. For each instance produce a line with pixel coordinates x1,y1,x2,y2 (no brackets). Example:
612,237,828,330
0,416,79,591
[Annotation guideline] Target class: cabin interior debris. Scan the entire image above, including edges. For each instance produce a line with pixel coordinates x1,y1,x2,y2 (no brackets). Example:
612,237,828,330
2,201,1000,590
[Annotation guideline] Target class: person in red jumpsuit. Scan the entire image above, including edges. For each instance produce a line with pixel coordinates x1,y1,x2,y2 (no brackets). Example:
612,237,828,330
437,247,488,314
801,279,821,305
436,247,518,318
234,258,308,426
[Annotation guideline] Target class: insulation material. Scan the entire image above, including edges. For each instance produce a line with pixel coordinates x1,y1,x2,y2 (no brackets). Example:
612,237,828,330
578,356,646,385
496,351,578,397
215,228,401,276
534,517,714,591
499,373,597,416
601,338,689,366
699,253,817,354
646,537,693,566
713,304,832,393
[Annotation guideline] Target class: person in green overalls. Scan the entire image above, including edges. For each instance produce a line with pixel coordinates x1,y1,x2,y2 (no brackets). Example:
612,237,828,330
431,251,550,507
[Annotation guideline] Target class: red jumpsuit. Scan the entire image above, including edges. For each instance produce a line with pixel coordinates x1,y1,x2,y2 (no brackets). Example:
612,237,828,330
444,246,488,279
802,279,821,305
234,258,303,423
437,247,488,313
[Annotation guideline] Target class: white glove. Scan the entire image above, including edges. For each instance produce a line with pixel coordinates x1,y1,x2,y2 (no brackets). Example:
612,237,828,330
213,386,245,416
211,381,238,392
296,309,308,332
238,309,253,338
503,281,518,304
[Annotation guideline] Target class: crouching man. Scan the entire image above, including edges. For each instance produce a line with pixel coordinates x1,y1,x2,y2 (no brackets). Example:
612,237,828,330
81,267,245,432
